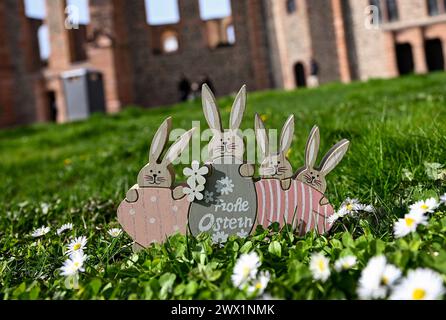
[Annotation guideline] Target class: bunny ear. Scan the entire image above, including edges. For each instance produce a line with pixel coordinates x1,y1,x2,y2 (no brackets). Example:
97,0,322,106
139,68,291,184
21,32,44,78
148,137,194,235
255,113,269,157
202,84,222,132
319,139,350,176
163,128,197,165
280,114,295,154
229,85,247,130
149,117,172,163
305,126,320,168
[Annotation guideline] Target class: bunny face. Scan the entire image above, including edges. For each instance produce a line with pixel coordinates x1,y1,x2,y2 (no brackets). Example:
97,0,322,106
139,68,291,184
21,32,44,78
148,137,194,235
255,114,295,182
259,152,293,180
295,167,325,192
295,126,350,193
207,129,245,161
202,84,247,163
137,162,174,188
136,117,196,188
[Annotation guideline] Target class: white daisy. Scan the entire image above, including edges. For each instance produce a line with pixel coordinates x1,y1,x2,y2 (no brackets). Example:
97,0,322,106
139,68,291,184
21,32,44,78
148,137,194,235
337,198,361,217
409,198,439,214
41,203,50,214
309,253,330,282
390,268,444,300
382,264,402,286
204,191,214,203
66,236,87,256
393,211,428,238
212,231,229,244
57,223,73,235
327,213,340,225
31,226,50,238
440,193,446,204
358,204,375,213
60,251,87,276
231,252,261,288
107,228,122,238
216,176,234,195
248,271,270,295
357,255,401,300
183,180,205,202
334,255,357,272
183,160,208,186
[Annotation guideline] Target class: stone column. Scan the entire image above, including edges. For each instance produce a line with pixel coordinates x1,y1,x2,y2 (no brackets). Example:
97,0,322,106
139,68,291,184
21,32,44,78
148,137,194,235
331,0,351,83
412,27,428,74
46,0,71,70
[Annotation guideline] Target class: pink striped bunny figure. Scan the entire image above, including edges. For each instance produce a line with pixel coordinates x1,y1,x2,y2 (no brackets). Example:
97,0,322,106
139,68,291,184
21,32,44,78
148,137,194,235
254,116,342,235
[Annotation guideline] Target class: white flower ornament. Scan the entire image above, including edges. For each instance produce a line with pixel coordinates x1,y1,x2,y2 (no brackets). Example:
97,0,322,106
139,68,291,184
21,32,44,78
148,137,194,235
184,179,205,202
183,160,208,186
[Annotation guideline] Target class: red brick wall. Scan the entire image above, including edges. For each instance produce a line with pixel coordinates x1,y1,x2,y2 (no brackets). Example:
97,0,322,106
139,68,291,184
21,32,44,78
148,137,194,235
0,0,46,127
116,0,273,107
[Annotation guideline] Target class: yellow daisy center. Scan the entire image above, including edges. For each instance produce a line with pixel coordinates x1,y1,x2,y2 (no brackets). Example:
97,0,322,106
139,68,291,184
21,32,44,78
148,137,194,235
243,266,251,277
73,243,81,251
412,288,426,300
405,217,415,227
420,204,429,210
346,204,353,211
74,262,80,267
318,260,326,271
255,282,263,289
381,276,389,285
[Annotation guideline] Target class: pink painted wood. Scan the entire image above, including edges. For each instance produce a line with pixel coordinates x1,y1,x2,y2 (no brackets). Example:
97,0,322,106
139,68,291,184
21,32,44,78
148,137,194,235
117,188,190,247
255,179,335,235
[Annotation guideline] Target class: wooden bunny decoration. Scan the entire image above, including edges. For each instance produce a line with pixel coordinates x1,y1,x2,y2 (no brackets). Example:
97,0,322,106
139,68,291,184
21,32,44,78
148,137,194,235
187,85,257,244
295,126,350,194
254,116,342,235
117,117,196,248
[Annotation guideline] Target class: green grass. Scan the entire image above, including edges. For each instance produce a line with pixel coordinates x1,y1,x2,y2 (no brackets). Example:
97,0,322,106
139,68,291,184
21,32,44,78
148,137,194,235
1,73,446,299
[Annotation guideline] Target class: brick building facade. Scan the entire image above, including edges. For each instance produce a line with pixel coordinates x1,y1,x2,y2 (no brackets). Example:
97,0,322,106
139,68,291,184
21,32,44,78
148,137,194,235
0,0,445,127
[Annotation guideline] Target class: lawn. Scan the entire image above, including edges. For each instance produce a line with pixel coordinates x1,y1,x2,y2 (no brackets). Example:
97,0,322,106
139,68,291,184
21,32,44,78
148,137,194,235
0,73,445,299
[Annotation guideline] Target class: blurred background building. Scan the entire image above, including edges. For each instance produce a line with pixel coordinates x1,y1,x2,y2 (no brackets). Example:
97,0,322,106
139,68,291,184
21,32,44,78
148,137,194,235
0,0,445,127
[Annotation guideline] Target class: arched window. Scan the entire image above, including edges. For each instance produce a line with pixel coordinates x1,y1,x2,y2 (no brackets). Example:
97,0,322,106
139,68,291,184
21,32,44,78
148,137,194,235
386,0,399,22
199,0,235,48
38,25,51,62
24,0,46,19
286,0,297,14
161,31,179,53
427,0,439,16
226,25,236,45
198,0,232,20
145,0,180,25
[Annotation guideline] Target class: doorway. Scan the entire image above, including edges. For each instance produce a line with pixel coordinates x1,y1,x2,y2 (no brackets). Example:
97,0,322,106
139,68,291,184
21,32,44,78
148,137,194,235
424,38,444,72
47,91,57,122
294,62,307,87
396,43,414,75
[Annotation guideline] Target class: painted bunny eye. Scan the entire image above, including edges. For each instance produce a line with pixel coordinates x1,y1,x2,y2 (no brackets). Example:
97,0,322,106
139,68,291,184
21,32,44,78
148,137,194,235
158,171,161,174
278,161,281,164
150,170,153,173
